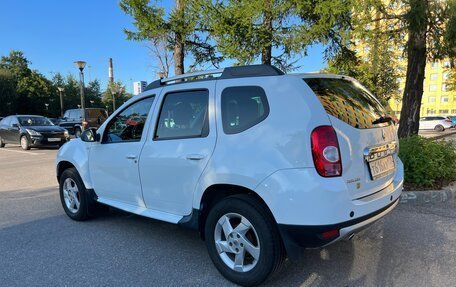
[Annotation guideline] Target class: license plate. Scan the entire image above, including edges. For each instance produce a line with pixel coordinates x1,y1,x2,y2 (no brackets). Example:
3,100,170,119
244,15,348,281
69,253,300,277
368,155,395,180
48,138,61,142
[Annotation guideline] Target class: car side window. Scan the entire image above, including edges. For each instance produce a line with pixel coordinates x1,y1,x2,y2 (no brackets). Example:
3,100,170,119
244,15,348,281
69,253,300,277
221,86,269,134
155,90,209,140
103,96,155,143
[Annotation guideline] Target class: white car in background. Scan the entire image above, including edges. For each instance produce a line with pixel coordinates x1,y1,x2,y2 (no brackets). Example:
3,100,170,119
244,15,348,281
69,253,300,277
419,116,454,131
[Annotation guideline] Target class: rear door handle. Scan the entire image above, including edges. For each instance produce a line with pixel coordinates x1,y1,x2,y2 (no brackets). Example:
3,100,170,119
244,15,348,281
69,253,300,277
186,154,205,160
126,155,137,160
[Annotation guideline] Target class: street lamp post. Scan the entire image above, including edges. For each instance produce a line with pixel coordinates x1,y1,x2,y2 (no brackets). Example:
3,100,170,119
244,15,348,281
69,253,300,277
57,87,64,117
111,90,116,112
74,60,86,131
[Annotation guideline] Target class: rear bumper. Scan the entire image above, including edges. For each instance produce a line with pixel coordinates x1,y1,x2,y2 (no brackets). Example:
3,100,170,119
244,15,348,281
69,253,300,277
278,198,399,250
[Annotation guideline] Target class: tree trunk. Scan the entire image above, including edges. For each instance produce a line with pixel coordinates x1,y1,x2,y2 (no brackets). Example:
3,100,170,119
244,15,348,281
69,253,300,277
261,0,273,65
397,1,427,139
174,0,185,75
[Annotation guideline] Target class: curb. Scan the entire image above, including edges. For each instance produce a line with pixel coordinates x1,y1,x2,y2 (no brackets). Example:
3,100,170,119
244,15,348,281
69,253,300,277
428,130,456,140
400,183,456,204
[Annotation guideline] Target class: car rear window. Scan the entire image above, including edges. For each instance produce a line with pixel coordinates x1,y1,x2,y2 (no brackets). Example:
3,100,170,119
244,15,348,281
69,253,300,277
304,78,391,129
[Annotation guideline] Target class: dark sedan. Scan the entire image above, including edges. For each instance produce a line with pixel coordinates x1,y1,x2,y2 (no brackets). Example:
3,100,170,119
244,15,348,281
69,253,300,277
0,115,70,150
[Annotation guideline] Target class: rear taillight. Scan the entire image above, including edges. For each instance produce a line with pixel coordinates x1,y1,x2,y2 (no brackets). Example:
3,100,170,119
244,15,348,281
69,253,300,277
83,121,88,128
311,126,342,177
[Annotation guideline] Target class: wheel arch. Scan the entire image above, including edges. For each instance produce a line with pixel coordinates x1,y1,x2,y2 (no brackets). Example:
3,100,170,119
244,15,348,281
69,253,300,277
195,184,277,240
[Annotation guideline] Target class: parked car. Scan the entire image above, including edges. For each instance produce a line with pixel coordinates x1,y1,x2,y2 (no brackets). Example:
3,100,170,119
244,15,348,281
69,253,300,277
0,115,69,150
448,115,456,125
56,65,403,286
58,108,108,138
418,116,454,131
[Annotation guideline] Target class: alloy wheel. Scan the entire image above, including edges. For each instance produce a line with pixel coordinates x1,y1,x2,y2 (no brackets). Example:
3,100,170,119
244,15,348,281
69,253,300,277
62,178,81,213
214,213,260,272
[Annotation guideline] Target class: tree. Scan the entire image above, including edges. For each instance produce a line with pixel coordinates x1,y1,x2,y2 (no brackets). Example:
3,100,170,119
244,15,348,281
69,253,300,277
146,36,173,78
120,0,222,75
203,0,352,71
102,81,131,114
326,1,404,104
0,69,16,116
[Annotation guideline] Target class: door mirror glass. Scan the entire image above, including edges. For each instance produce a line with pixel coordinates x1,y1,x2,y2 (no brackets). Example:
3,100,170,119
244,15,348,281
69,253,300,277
80,129,99,142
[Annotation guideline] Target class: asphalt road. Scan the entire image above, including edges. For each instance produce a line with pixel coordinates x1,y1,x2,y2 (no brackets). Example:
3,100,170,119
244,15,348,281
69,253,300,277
1,144,456,286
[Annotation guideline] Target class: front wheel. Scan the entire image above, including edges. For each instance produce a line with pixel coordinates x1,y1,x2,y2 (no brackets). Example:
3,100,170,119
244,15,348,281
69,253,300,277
205,196,285,287
0,136,5,148
59,168,91,221
20,135,30,150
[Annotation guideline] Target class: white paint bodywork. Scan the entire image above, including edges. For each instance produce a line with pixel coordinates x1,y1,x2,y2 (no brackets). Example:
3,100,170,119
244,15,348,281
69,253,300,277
56,73,403,226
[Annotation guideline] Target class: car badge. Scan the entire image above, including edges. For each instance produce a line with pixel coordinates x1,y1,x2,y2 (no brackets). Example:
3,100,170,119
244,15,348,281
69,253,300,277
381,130,386,141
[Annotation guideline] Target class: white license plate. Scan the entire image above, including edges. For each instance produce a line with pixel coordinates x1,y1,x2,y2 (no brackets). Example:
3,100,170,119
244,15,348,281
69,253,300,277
368,155,395,180
48,138,61,142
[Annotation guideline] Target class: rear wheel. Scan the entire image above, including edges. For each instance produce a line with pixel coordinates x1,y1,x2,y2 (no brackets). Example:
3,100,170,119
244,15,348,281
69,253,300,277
0,136,5,148
74,127,82,138
205,196,285,287
434,124,444,132
20,135,30,150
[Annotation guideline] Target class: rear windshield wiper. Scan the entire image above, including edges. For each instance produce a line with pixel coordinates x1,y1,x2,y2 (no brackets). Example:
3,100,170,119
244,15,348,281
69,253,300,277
372,116,393,125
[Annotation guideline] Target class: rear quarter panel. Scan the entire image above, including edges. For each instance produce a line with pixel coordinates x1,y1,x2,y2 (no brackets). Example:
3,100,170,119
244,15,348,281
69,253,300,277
193,75,331,209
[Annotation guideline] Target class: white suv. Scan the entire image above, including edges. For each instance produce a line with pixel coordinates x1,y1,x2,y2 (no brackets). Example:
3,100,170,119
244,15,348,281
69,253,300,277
56,65,403,286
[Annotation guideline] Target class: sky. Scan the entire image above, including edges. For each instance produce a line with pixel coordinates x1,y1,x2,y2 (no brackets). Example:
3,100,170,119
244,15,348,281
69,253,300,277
0,0,327,93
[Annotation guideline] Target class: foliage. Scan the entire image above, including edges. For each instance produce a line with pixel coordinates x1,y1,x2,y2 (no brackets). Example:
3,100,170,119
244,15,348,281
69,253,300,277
201,0,352,71
102,81,132,114
119,0,223,74
0,50,107,118
399,136,456,189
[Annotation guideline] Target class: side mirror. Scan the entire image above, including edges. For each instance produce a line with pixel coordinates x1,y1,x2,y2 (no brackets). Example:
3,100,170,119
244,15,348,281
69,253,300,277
80,128,100,142
11,123,19,129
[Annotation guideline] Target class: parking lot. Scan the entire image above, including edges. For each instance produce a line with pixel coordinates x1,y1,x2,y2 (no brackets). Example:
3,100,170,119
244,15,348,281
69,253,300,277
1,144,456,286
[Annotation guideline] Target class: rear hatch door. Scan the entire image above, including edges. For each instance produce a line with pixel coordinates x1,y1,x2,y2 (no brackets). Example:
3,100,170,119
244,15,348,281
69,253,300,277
304,76,399,200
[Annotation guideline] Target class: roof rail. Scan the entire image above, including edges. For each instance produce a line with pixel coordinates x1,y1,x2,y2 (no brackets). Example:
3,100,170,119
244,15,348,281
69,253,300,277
144,64,284,91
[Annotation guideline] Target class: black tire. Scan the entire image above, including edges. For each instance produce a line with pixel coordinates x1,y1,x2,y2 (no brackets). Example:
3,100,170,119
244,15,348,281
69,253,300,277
0,136,5,148
205,195,285,287
434,124,444,132
74,127,82,138
59,168,92,221
20,135,31,150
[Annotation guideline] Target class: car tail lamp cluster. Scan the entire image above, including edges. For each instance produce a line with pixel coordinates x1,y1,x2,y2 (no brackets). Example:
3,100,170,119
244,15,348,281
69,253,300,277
311,126,342,177
83,121,88,128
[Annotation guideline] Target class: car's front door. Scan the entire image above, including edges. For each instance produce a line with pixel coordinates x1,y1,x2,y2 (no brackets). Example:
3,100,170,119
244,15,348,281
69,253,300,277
139,82,217,216
89,96,156,207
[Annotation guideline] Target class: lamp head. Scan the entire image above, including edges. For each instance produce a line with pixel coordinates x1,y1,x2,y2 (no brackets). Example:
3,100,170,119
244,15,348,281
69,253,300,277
74,61,87,72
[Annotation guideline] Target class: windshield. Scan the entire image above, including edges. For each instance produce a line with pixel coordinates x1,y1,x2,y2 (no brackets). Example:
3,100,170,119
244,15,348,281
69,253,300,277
304,78,391,129
18,116,54,126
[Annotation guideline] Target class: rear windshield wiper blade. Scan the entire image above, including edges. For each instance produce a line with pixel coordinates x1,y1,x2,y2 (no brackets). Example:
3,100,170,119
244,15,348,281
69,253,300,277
372,116,393,125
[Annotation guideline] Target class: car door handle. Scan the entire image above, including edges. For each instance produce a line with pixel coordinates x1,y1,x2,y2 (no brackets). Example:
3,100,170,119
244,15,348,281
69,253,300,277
186,154,205,160
126,155,137,160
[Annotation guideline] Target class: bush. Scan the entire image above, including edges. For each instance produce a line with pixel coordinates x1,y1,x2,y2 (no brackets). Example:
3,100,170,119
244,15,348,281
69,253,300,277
399,135,456,190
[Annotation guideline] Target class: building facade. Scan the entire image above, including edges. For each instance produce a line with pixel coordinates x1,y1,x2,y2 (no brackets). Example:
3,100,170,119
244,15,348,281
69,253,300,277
133,81,148,96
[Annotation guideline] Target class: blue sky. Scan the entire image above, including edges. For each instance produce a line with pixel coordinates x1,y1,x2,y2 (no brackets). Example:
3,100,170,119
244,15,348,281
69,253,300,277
0,0,327,93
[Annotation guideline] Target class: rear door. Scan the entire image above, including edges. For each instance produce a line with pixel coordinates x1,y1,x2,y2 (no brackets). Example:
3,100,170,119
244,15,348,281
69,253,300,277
139,81,216,216
304,76,399,199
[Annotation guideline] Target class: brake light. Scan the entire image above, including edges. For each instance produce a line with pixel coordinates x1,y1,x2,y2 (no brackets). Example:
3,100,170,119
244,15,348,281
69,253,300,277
311,126,342,177
83,121,88,128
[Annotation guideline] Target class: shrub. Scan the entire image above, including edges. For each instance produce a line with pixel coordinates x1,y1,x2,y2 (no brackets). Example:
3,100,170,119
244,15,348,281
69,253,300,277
399,135,456,190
